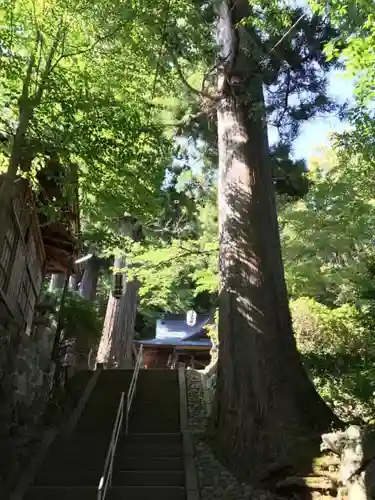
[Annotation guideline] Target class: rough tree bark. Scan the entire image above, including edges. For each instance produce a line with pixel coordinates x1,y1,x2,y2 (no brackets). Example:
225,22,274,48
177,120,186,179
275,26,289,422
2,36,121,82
96,293,118,367
210,0,338,484
79,256,101,302
48,273,66,292
96,218,139,368
113,278,140,367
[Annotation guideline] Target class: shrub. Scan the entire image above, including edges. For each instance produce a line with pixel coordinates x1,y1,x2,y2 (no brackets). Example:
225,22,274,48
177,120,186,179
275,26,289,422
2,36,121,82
205,309,218,346
290,297,367,356
44,291,102,353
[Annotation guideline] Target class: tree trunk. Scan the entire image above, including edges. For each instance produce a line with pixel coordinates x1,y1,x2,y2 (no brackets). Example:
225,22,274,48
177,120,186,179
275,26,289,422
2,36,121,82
113,278,140,367
79,256,101,302
96,218,139,368
68,275,79,291
49,273,66,292
210,0,337,484
96,293,119,367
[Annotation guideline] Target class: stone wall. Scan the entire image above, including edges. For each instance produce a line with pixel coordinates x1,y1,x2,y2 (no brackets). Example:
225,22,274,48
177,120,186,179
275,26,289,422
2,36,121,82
13,322,55,423
0,312,56,498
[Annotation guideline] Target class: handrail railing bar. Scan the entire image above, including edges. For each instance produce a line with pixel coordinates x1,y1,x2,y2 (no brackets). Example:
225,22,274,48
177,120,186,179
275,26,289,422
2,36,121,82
97,391,124,500
97,344,143,500
125,344,143,435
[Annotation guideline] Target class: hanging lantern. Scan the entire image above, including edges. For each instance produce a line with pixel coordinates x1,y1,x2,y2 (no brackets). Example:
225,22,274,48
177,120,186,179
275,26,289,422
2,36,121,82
113,273,123,298
186,309,197,326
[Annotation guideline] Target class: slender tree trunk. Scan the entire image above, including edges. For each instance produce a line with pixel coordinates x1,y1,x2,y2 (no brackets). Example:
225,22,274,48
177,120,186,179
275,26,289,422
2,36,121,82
79,256,101,301
210,0,337,484
69,275,79,291
49,273,66,292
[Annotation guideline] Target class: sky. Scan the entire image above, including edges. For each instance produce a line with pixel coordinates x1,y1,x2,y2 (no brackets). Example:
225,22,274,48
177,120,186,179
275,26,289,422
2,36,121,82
282,0,355,162
268,69,355,162
183,68,355,178
291,70,355,160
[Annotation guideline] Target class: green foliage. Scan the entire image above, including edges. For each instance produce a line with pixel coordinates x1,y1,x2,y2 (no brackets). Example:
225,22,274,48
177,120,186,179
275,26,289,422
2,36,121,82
291,297,375,422
61,292,102,349
123,176,219,319
280,146,375,305
45,291,102,351
1,0,193,245
280,143,375,421
205,309,218,345
130,238,218,312
1,0,369,425
310,0,375,105
309,0,375,178
311,366,375,423
291,297,367,356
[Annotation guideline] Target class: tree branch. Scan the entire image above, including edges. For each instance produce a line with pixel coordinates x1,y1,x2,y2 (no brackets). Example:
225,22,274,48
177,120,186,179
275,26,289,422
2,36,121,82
277,68,291,127
19,29,41,105
152,0,173,95
50,22,125,72
135,247,218,272
33,22,65,104
170,53,221,101
137,110,209,134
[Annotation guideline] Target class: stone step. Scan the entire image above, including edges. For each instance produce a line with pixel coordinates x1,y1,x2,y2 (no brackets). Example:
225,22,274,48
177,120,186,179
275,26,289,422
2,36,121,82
34,470,184,487
43,441,183,470
119,457,183,471
116,470,184,487
25,486,186,500
129,415,180,424
125,433,182,444
49,436,110,455
118,441,183,457
129,410,180,418
76,409,179,423
49,433,182,455
42,455,184,473
26,368,185,500
128,423,181,433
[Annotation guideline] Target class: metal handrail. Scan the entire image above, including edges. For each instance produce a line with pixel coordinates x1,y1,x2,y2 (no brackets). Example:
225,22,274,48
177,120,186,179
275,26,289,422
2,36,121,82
125,344,143,434
97,392,125,500
97,345,143,500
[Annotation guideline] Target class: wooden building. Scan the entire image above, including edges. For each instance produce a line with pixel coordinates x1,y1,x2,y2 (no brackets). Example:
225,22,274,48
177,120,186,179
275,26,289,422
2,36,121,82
0,164,79,335
137,314,213,369
0,139,79,444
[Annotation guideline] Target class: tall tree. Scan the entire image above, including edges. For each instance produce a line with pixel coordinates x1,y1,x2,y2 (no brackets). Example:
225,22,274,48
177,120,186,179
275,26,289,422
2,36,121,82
208,0,339,483
96,218,140,368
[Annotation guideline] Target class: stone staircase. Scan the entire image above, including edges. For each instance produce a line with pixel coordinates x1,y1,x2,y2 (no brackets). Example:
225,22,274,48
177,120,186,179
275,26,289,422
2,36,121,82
24,369,186,500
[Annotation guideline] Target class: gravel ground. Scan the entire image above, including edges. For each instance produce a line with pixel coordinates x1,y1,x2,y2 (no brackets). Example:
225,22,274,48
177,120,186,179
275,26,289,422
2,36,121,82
186,369,280,500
